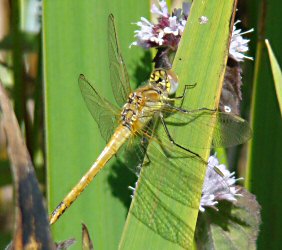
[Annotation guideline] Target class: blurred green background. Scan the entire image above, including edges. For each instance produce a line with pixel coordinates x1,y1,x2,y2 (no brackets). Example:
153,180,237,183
0,0,281,249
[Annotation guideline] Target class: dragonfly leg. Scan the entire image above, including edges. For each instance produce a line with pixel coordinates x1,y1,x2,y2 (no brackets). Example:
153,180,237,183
166,103,217,113
167,83,198,108
140,137,151,166
169,84,195,101
182,107,217,113
159,113,207,164
142,150,151,166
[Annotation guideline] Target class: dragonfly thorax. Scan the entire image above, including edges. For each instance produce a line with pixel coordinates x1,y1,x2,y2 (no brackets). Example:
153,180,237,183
121,92,144,130
120,69,180,131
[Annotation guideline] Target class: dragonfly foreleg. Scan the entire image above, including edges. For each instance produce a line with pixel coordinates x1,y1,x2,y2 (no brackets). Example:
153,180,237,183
166,83,191,102
177,83,197,97
167,84,195,106
168,84,190,109
159,112,207,164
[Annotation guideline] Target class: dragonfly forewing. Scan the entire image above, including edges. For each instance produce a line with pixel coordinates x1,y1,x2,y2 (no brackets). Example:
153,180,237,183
108,14,132,107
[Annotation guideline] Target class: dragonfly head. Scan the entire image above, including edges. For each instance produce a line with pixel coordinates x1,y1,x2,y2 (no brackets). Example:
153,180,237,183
149,69,179,95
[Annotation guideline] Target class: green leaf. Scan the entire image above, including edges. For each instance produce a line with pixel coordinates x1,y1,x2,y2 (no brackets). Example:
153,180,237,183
120,1,237,249
195,188,261,250
265,39,282,116
245,0,282,249
43,1,149,249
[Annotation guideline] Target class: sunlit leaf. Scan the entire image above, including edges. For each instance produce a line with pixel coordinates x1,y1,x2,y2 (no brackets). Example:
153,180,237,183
120,1,238,249
265,39,282,116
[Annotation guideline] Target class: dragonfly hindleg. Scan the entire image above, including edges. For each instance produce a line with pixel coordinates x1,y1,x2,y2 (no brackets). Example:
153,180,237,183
140,137,151,166
159,113,207,164
166,103,217,114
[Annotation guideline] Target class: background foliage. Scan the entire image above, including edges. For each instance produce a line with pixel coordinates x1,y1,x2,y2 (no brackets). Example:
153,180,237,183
0,0,281,249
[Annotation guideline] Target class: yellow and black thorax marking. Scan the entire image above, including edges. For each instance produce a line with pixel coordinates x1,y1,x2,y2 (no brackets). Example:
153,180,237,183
120,92,143,130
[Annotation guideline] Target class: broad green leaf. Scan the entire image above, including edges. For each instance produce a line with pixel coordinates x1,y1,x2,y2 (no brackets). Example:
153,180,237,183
120,1,237,249
265,39,282,116
43,1,149,249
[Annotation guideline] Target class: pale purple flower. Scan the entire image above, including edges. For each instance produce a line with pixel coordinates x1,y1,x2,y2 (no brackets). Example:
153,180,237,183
199,154,243,212
151,0,169,17
130,0,191,49
229,20,254,62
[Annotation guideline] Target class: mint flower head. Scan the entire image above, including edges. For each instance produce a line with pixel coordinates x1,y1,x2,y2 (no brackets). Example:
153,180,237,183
130,0,191,49
229,20,254,62
200,154,243,212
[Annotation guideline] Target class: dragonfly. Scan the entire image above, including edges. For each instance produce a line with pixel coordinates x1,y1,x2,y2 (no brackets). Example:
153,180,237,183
49,14,252,227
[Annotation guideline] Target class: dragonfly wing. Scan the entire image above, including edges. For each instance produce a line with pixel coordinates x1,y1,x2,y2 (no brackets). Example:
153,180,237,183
210,111,252,148
78,74,120,142
117,116,205,205
159,108,252,149
108,14,132,107
117,130,149,176
131,178,195,249
129,124,207,248
129,120,234,248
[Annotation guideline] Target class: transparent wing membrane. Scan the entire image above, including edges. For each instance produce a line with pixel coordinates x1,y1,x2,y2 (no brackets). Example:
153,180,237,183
115,117,207,204
108,14,132,107
78,74,120,142
129,127,204,248
116,134,147,176
142,131,205,206
131,179,194,249
128,122,233,248
151,107,252,149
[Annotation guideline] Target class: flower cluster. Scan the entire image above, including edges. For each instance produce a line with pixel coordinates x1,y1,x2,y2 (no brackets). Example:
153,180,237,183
131,0,253,62
130,1,191,49
199,154,242,212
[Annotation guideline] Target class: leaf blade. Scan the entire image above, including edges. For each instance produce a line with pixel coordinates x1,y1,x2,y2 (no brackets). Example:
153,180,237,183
120,1,237,249
265,39,282,116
